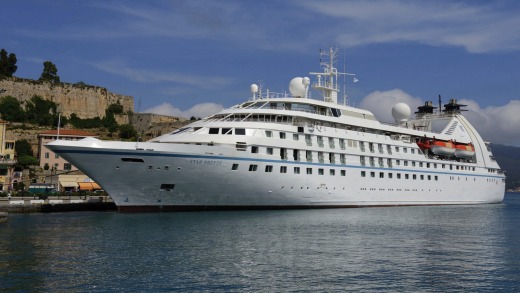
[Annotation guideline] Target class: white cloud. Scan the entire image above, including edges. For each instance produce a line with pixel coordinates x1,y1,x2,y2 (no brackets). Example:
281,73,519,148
359,89,520,146
299,0,520,53
359,89,423,123
460,99,520,146
91,60,232,89
143,102,224,119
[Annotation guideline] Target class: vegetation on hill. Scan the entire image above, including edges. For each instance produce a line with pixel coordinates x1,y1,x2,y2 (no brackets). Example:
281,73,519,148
0,49,17,78
38,61,60,83
492,144,520,191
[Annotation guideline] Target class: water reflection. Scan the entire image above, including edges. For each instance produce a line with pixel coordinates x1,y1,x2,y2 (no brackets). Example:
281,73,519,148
1,194,519,291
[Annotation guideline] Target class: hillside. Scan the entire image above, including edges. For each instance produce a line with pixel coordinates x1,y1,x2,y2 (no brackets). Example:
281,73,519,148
492,144,520,191
0,77,133,119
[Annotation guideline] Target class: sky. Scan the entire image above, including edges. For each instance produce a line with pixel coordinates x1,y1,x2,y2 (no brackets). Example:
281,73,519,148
1,0,520,146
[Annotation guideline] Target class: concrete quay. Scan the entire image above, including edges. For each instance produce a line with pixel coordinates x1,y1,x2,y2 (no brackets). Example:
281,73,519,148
0,196,116,213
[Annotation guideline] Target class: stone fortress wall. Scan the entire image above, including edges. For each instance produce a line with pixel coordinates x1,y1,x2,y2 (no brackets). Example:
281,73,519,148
0,77,134,119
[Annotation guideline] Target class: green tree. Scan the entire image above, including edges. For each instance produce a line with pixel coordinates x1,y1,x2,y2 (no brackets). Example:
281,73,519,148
15,139,33,157
0,49,17,77
25,95,58,126
17,155,38,168
0,96,25,122
118,124,137,140
106,103,124,115
39,61,60,83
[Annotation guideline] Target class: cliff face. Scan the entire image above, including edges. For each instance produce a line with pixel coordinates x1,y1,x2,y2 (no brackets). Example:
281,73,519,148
0,78,134,119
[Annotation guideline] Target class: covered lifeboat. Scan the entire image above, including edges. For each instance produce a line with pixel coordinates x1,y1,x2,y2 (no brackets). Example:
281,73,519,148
454,143,475,158
417,137,456,156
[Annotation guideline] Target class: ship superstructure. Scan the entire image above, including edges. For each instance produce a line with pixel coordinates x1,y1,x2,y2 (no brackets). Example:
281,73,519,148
47,47,505,212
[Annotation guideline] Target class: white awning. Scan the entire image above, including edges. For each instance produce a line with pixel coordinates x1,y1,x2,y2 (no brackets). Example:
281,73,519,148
60,181,78,188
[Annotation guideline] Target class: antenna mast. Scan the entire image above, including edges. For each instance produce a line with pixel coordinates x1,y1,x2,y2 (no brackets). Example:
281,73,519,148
309,46,356,104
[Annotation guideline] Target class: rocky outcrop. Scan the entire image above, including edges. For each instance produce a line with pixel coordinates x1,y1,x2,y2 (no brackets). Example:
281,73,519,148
0,77,134,119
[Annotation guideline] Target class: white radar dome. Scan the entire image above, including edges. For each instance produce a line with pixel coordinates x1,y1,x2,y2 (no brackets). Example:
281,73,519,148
250,84,258,93
289,77,306,97
391,102,411,123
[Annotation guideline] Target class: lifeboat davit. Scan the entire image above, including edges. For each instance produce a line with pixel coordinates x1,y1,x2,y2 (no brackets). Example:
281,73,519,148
455,143,475,158
417,137,431,151
430,140,456,156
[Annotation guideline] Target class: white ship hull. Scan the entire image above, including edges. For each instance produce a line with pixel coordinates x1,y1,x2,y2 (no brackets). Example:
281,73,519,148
48,133,505,212
46,48,505,212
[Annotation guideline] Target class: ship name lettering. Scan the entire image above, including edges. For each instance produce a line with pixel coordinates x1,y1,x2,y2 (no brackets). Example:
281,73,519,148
190,159,222,166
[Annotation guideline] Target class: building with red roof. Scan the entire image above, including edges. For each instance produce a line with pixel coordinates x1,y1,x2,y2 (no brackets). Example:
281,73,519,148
38,129,96,172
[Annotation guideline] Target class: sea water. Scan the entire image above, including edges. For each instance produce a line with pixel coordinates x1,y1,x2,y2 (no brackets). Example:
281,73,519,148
1,193,519,292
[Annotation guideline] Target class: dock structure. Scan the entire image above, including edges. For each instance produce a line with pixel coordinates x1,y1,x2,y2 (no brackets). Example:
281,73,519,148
0,196,116,213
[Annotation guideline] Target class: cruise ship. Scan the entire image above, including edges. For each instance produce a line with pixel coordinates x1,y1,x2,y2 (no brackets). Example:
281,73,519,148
47,47,506,212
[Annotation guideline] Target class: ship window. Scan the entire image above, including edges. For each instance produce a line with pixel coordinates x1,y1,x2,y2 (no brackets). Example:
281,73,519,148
388,173,393,179
411,149,415,154
329,137,335,148
413,174,417,180
379,172,384,178
280,166,287,173
427,163,430,168
420,175,424,180
265,130,273,137
419,162,423,167
396,160,400,166
251,146,259,153
294,167,300,174
265,165,273,172
405,174,409,179
331,107,341,117
306,150,313,162
160,184,175,191
339,139,345,149
121,158,144,163
404,148,408,153
435,175,438,181
395,146,399,152
232,163,239,170
404,161,408,166
267,148,273,155
171,127,190,135
360,171,365,177
209,128,219,134
279,132,286,139
249,164,258,171
293,133,299,141
341,170,346,176
318,169,324,175
428,175,431,180
222,128,232,135
306,168,312,175
397,173,401,179
297,126,304,133
330,169,335,176
370,172,375,178
412,161,416,167
235,128,246,135
293,149,300,161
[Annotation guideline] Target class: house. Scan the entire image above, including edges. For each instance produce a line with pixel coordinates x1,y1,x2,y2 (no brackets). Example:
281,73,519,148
38,129,96,172
0,120,16,191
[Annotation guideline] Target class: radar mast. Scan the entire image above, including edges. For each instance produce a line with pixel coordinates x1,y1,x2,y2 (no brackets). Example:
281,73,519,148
309,46,356,104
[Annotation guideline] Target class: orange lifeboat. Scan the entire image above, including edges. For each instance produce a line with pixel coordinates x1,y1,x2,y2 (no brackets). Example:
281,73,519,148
430,140,456,156
417,137,431,151
455,143,475,158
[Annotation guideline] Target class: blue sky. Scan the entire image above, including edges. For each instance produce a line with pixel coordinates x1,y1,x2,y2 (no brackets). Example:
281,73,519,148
2,0,520,146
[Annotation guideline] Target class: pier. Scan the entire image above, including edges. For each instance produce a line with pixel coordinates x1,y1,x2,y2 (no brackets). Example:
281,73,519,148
0,196,116,213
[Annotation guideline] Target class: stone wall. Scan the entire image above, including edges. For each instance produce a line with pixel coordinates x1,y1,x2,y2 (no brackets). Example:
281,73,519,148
0,77,134,119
